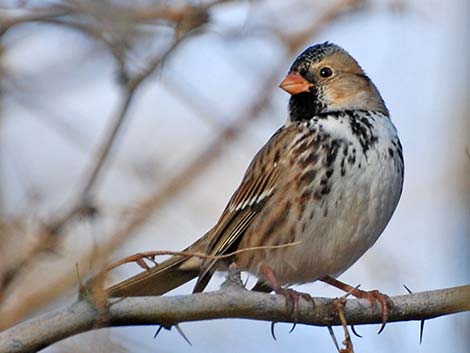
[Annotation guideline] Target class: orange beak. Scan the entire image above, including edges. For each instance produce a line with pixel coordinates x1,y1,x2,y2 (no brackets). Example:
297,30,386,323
279,72,311,95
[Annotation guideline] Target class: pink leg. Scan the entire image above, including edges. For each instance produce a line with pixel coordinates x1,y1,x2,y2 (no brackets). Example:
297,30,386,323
261,265,315,320
321,275,393,333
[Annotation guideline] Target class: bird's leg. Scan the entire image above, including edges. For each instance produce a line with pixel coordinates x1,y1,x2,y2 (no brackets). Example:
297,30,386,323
321,275,393,333
261,265,315,322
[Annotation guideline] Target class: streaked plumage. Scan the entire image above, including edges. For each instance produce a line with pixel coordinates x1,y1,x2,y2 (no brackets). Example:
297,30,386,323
107,42,403,298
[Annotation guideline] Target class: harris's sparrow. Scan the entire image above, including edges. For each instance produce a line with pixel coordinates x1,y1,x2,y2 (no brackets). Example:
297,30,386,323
107,43,404,312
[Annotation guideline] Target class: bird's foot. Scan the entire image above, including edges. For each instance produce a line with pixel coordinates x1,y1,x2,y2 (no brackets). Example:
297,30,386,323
276,287,315,321
261,265,315,323
321,276,393,333
349,288,393,333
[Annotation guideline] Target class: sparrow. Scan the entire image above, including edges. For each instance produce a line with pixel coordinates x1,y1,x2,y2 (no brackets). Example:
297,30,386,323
106,42,404,318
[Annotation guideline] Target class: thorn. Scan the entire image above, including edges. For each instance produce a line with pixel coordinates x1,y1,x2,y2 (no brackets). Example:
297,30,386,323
153,325,164,339
343,284,361,299
419,319,425,344
270,322,277,341
403,284,413,294
351,325,362,338
403,284,425,343
289,322,297,334
175,324,192,346
327,326,341,353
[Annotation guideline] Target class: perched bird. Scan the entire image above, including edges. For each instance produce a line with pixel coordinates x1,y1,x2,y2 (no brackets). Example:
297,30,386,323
107,42,404,315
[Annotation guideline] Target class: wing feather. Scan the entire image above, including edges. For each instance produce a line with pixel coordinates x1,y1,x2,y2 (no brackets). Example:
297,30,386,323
193,126,299,292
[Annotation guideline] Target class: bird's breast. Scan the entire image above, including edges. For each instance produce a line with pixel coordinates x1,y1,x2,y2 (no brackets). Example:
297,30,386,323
241,111,404,285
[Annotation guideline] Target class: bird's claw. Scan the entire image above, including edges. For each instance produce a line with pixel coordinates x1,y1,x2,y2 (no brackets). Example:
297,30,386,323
275,287,315,324
350,288,393,334
321,276,393,334
261,265,315,324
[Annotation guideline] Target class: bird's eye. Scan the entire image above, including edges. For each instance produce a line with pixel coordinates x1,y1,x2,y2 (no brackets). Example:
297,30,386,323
319,67,333,78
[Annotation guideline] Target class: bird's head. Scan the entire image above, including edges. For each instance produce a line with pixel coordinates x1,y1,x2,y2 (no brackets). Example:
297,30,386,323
280,42,388,121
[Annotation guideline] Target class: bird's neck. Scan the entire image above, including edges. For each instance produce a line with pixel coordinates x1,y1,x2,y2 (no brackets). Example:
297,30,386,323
288,92,325,122
288,86,389,122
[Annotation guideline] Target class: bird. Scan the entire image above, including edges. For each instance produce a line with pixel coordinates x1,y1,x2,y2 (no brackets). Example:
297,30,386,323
105,42,404,319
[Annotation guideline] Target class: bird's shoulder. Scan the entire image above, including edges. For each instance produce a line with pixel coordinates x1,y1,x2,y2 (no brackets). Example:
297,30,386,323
226,123,309,212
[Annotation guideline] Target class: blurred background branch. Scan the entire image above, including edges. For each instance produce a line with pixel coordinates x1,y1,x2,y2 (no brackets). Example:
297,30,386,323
0,1,467,352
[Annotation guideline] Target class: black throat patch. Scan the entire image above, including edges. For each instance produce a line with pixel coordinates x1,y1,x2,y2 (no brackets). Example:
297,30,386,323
288,88,325,122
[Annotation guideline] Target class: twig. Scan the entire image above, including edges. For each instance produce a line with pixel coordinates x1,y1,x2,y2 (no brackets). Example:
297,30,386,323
0,1,225,236
0,5,72,36
87,63,285,257
0,1,232,37
275,0,364,54
104,241,302,271
46,30,193,234
0,285,468,353
333,298,355,353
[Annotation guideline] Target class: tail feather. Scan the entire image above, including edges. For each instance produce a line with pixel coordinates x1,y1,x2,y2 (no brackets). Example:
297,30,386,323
106,256,199,297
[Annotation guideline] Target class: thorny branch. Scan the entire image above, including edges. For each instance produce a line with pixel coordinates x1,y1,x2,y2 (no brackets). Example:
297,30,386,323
0,278,468,353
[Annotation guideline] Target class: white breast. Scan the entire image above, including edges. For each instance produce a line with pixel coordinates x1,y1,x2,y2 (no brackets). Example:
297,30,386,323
275,111,403,285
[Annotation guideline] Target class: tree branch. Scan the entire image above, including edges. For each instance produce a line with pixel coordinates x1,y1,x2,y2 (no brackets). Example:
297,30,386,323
0,284,468,353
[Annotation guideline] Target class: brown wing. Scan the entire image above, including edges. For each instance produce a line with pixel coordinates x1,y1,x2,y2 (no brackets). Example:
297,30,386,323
106,124,300,297
193,125,299,292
